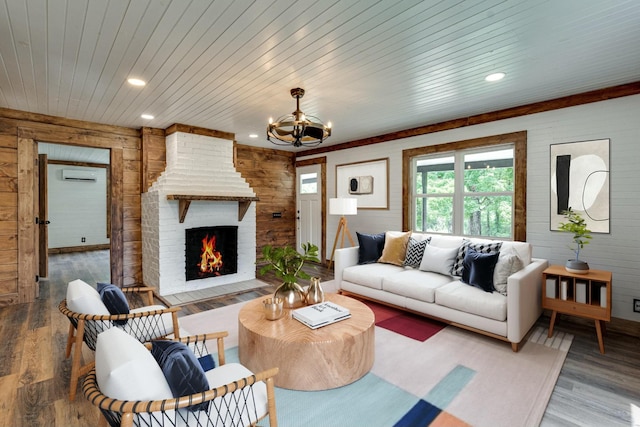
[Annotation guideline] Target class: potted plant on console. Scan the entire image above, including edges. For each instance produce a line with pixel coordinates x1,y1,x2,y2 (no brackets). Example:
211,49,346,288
258,242,320,308
558,207,592,273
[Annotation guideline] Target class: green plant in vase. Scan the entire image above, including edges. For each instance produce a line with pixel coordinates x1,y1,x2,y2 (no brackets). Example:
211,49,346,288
258,242,320,308
558,207,592,273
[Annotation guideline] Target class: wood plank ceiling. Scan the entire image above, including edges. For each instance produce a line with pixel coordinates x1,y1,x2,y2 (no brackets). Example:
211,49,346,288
0,0,639,151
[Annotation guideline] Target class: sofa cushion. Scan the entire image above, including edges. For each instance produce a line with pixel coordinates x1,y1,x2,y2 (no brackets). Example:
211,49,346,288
356,232,386,264
378,231,411,266
97,282,130,325
451,240,502,276
435,281,507,321
461,248,500,292
382,270,455,303
404,237,430,268
419,245,458,276
151,340,209,411
493,248,525,295
66,279,110,315
95,328,173,402
343,263,405,290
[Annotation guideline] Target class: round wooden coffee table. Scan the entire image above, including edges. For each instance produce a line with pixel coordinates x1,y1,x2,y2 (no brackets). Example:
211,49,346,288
238,293,375,391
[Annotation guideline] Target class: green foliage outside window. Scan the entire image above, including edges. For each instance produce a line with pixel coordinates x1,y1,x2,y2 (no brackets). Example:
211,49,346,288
413,148,514,238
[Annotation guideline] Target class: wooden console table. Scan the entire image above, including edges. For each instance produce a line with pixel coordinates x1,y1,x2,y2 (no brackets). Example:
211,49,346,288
542,265,612,353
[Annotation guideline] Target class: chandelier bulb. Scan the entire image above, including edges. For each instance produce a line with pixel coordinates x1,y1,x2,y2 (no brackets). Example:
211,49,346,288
327,121,332,129
269,117,273,124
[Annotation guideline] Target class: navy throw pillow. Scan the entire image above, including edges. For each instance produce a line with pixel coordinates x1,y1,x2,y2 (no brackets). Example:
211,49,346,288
97,282,129,325
461,248,500,292
198,354,216,372
356,232,386,264
151,340,210,411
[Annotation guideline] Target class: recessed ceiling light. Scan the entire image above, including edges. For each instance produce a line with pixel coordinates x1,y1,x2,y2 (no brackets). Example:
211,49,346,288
141,114,154,120
485,72,506,82
127,78,146,86
249,134,258,138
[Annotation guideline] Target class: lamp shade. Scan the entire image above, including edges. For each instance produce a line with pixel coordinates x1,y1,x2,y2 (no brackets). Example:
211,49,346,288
330,198,357,216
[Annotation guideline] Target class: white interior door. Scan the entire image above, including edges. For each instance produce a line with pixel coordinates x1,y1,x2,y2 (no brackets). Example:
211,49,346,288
296,164,322,255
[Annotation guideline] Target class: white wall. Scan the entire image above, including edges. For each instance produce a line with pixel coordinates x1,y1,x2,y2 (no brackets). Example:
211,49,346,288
300,94,640,322
47,164,109,248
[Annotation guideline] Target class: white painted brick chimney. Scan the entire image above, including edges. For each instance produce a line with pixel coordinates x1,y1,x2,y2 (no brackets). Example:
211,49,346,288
142,131,257,296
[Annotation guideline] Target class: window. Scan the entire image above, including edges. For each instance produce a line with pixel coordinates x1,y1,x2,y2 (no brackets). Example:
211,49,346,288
299,172,318,194
403,132,526,241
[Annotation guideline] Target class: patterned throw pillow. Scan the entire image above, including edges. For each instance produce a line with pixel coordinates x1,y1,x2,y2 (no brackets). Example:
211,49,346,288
97,282,130,325
451,240,502,276
403,237,430,268
151,340,210,411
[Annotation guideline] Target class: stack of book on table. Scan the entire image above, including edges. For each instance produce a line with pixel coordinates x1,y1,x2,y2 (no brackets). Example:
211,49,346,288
292,301,351,329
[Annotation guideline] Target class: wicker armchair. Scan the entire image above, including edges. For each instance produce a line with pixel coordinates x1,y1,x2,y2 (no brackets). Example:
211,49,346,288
59,285,181,400
83,332,279,427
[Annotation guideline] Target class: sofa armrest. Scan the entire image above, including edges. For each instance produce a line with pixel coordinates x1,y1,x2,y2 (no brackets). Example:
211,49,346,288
334,247,359,288
506,258,549,344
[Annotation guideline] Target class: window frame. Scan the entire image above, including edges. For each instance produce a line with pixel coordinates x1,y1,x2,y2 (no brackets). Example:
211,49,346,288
402,131,527,241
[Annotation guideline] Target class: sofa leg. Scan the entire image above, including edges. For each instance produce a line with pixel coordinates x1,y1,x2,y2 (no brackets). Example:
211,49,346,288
511,342,519,352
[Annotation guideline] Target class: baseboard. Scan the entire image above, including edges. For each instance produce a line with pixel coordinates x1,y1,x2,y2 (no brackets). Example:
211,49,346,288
49,244,110,254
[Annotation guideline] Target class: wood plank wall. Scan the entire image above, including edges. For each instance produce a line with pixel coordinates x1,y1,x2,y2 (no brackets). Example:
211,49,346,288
235,145,297,258
0,130,18,305
0,108,144,306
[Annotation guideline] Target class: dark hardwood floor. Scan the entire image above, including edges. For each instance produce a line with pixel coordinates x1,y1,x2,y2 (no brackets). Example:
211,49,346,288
1,250,638,426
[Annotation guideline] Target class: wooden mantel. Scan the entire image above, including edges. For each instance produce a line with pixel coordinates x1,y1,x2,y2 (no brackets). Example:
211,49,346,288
166,195,260,223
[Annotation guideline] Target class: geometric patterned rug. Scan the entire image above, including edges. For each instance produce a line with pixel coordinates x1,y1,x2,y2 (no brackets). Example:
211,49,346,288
180,301,573,427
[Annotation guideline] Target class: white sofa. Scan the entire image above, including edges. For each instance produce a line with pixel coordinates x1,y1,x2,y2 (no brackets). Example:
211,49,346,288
334,232,548,351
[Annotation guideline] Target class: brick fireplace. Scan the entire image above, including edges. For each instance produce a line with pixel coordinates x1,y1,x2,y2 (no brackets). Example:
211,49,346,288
141,131,257,296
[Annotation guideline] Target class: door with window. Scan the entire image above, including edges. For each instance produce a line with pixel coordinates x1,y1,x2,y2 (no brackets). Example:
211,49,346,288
296,164,322,256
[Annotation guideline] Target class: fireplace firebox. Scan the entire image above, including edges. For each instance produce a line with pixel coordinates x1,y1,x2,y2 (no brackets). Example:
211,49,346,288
185,226,238,281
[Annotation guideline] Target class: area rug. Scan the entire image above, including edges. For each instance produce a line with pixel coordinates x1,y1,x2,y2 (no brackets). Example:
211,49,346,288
180,301,573,427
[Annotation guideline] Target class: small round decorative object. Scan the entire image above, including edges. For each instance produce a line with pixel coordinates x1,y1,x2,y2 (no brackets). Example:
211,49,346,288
262,297,284,320
274,282,306,308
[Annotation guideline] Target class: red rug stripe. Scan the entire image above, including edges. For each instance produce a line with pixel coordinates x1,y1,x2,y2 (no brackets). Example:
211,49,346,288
377,313,445,342
357,298,446,342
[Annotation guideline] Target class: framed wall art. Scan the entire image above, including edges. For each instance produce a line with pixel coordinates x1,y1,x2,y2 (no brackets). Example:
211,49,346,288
550,139,610,233
336,158,389,209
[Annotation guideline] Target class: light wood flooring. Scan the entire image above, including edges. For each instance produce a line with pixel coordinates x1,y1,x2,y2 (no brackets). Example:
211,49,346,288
1,250,638,426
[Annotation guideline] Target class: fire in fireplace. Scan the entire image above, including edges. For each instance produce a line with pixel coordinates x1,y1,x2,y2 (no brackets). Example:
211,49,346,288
185,226,238,281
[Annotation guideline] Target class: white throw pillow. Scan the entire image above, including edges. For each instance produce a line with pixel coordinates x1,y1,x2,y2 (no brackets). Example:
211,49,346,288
419,245,459,276
66,279,110,315
493,248,524,295
95,328,173,402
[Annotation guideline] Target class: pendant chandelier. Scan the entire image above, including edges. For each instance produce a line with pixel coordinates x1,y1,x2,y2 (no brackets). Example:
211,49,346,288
267,88,332,148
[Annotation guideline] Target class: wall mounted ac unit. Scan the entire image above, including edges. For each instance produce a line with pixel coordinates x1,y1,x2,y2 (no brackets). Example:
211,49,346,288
62,169,98,182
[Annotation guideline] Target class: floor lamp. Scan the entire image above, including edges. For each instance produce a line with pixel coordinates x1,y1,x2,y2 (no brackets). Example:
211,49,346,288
328,198,357,269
